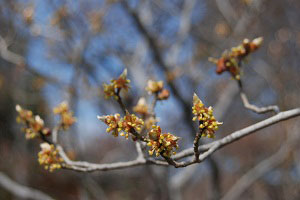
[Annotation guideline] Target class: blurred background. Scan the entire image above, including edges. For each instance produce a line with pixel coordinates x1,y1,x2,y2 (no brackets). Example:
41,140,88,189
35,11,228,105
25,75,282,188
0,0,300,199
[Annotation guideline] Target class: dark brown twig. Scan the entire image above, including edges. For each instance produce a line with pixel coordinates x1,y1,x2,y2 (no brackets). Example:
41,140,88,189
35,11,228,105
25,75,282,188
193,132,202,162
115,88,127,115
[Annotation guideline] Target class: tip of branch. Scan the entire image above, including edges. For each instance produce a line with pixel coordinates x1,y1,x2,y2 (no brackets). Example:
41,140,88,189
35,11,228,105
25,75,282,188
252,37,263,46
16,104,22,112
208,57,218,64
97,115,106,121
121,68,127,78
193,93,199,100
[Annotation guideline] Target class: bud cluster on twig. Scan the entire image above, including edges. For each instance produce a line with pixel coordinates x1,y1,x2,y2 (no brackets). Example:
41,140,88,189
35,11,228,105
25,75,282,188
53,101,76,130
192,94,223,138
209,37,263,80
97,112,144,140
147,125,179,157
16,105,51,139
103,69,130,99
38,143,64,172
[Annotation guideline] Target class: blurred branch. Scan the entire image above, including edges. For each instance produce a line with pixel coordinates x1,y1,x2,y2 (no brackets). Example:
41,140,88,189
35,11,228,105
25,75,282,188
0,34,65,87
82,176,108,200
213,82,238,120
0,35,24,65
215,0,238,27
121,1,191,113
0,172,54,200
166,0,196,65
221,122,300,200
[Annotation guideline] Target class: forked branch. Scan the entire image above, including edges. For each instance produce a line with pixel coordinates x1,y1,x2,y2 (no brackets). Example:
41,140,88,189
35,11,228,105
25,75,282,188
237,73,280,115
52,108,300,172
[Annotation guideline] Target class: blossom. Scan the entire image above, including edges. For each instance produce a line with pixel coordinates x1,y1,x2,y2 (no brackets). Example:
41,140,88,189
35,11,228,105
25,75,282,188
103,69,130,99
38,143,63,172
157,89,170,100
146,80,164,94
119,112,144,139
133,97,148,115
53,101,68,114
16,104,33,123
16,105,51,139
145,116,159,130
53,101,76,130
97,114,121,137
98,112,144,139
209,37,263,80
146,80,170,101
103,83,116,99
111,69,130,90
192,94,222,138
147,125,179,157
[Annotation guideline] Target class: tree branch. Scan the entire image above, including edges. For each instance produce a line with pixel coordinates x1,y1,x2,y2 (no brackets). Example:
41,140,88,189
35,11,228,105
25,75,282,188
0,172,54,200
237,80,280,114
0,34,65,88
49,107,300,172
173,107,300,160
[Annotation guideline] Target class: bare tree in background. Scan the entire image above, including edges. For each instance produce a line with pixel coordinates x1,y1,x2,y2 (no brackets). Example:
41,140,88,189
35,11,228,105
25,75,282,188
1,0,300,200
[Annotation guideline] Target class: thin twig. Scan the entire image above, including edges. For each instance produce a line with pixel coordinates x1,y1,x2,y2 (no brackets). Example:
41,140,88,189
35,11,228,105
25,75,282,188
135,141,145,160
150,93,158,118
115,88,127,115
161,154,180,167
238,80,280,114
114,89,147,142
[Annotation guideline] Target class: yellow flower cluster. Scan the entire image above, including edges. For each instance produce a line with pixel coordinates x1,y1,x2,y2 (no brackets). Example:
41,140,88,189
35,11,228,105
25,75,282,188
192,94,222,138
98,112,144,139
209,37,263,80
53,101,76,130
121,112,144,133
98,114,121,137
38,143,64,172
147,125,179,157
103,83,115,99
103,69,130,99
16,105,51,139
